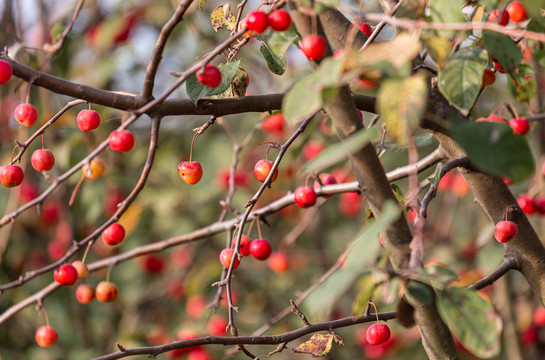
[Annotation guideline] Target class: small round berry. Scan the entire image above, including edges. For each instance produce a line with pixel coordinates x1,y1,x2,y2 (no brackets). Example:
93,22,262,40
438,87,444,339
366,323,391,345
219,248,241,269
494,220,518,243
300,34,327,61
294,186,317,208
509,118,529,135
109,129,135,152
246,11,269,34
102,222,126,246
196,64,222,88
231,235,252,257
178,161,203,185
506,1,527,23
261,113,286,138
95,281,118,302
72,260,89,278
14,103,38,127
356,23,372,37
487,9,509,26
268,10,292,31
75,283,95,304
35,326,58,347
249,239,272,260
76,110,101,131
268,252,290,273
31,149,55,172
0,59,13,85
82,158,106,179
253,159,278,183
482,69,496,87
54,264,78,286
0,165,24,187
313,173,337,198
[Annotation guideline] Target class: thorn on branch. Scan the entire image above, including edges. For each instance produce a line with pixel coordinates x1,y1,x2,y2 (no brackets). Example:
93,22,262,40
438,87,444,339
290,299,311,327
116,343,126,352
237,345,257,359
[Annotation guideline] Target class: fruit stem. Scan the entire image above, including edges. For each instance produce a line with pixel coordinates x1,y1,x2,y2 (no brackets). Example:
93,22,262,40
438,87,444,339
305,174,313,188
369,301,379,323
88,102,91,111
106,267,112,282
69,173,85,207
81,241,92,264
25,84,31,104
189,132,199,162
42,306,51,327
41,133,45,149
256,217,263,239
10,145,17,163
246,218,255,236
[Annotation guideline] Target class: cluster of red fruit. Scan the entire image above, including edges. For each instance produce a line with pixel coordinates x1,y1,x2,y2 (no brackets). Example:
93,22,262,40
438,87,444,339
219,236,272,268
34,222,126,347
487,1,527,25
0,59,136,190
476,114,529,135
516,194,545,215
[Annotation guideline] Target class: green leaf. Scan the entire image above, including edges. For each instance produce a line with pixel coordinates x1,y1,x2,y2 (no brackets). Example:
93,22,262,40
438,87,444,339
352,275,378,315
215,66,249,98
483,31,523,74
186,60,240,104
423,35,452,69
406,281,433,306
303,127,379,173
377,73,428,144
260,42,287,75
450,121,535,182
199,0,206,10
283,57,344,124
381,132,434,151
513,76,537,103
437,47,487,116
304,201,401,319
50,23,65,44
427,163,444,187
428,0,466,38
438,287,502,358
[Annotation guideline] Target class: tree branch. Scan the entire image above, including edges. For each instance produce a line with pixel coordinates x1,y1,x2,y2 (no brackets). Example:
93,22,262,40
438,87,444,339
91,311,397,360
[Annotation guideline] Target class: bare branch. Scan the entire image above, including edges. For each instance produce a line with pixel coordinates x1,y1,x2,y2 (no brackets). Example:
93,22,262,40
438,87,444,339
468,257,517,291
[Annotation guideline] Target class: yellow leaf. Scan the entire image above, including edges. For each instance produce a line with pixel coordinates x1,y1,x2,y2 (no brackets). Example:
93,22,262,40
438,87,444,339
210,4,236,32
293,333,343,357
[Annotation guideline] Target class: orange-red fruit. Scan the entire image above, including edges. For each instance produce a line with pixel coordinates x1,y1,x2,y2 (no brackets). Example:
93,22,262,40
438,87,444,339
506,1,527,23
219,248,240,269
0,165,24,187
487,9,509,25
313,173,337,198
109,130,135,152
294,186,317,208
268,10,292,31
231,235,252,257
178,161,203,185
207,315,228,336
31,149,55,172
494,220,518,243
261,113,286,138
253,159,278,183
356,22,372,37
366,323,391,345
300,34,327,61
0,59,13,84
35,326,58,347
196,64,221,88
76,110,101,131
75,283,95,304
72,260,89,278
82,158,106,179
249,239,272,260
102,222,126,246
245,11,269,34
54,264,78,286
14,103,38,127
482,69,496,87
268,252,290,273
509,118,529,135
95,281,118,302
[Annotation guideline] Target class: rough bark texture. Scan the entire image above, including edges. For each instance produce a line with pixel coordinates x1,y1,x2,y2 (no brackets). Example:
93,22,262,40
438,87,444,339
289,5,460,359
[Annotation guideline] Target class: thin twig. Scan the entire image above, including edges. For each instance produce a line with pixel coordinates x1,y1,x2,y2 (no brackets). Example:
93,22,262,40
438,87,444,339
468,257,517,291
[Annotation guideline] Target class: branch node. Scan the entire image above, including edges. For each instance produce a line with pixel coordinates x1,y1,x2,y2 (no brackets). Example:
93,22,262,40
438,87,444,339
290,299,311,326
116,342,126,352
